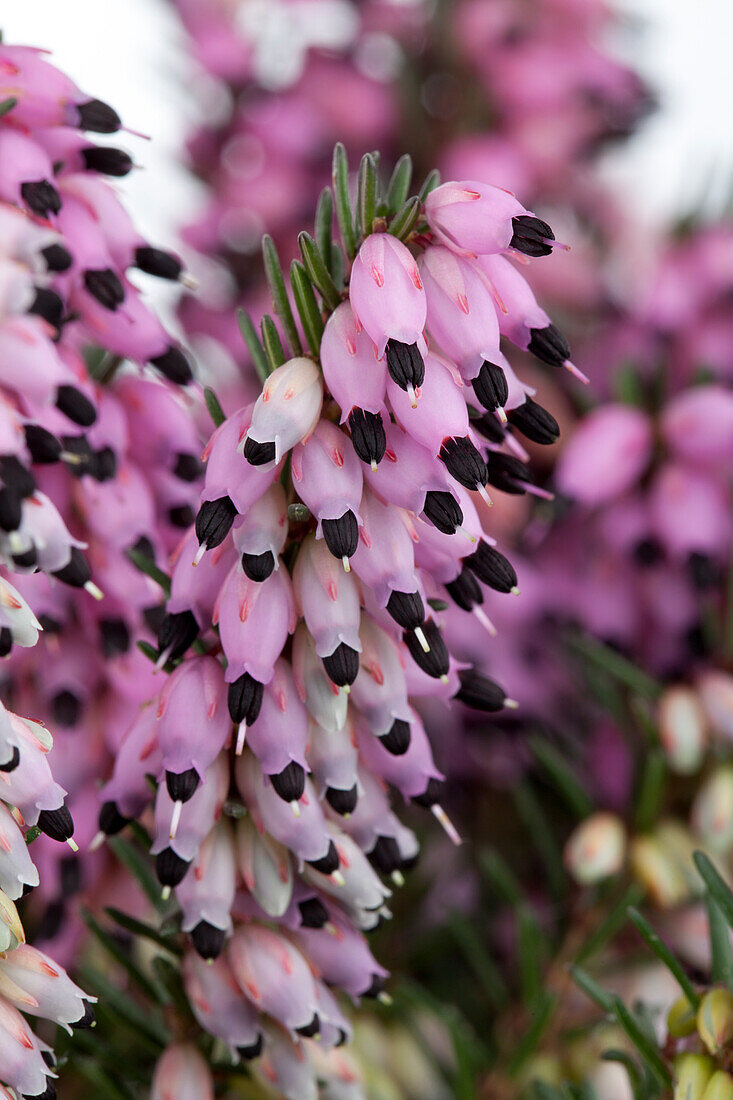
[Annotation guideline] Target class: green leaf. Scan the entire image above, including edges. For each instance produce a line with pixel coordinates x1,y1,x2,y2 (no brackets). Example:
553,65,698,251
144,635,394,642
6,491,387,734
262,235,302,357
478,848,523,905
570,965,613,1013
427,597,449,612
79,963,169,1050
447,912,508,1009
357,152,377,237
529,736,594,818
126,547,170,595
137,639,165,669
386,153,413,213
203,385,226,427
314,187,335,276
418,168,441,202
0,96,17,118
576,883,645,963
610,996,671,1088
290,260,324,357
108,834,167,912
694,851,733,931
105,907,182,957
388,196,422,241
236,309,270,383
531,1081,565,1100
297,231,342,312
260,314,286,372
508,992,557,1076
72,1059,137,1100
517,904,544,1006
151,955,195,1021
330,241,345,289
634,748,667,832
82,910,168,1007
514,782,565,898
568,634,662,701
332,143,356,260
705,889,733,991
627,907,700,1008
24,825,41,846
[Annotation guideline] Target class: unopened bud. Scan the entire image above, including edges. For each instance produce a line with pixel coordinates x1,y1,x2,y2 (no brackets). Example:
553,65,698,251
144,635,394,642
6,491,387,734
697,672,733,742
668,994,698,1038
703,1072,733,1100
698,989,733,1054
564,812,626,885
0,888,24,950
151,1043,214,1100
674,1053,715,1100
658,685,708,775
245,357,323,464
692,767,733,854
630,822,698,908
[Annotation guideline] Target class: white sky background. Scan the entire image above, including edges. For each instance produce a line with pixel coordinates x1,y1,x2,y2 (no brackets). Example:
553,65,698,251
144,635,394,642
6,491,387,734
3,0,732,253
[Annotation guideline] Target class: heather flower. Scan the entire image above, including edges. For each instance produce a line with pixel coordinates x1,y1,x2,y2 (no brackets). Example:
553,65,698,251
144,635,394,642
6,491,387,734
152,1043,215,1100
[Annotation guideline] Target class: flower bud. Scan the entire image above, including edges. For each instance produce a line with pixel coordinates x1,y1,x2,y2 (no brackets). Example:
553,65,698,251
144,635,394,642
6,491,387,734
564,812,626,885
425,180,551,257
555,404,653,506
235,815,293,918
245,357,323,464
320,301,388,428
349,233,426,358
151,1043,214,1100
692,767,733,854
697,672,733,743
674,1053,715,1100
668,994,698,1038
697,989,733,1054
630,822,697,907
0,887,24,952
703,1072,733,1100
658,686,708,774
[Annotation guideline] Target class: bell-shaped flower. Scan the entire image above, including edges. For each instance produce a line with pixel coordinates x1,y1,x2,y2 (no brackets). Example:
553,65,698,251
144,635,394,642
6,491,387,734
244,357,323,465
151,1044,214,1100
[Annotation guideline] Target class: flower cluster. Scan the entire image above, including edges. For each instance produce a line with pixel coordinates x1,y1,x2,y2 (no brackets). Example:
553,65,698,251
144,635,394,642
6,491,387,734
0,572,94,1100
96,148,577,1094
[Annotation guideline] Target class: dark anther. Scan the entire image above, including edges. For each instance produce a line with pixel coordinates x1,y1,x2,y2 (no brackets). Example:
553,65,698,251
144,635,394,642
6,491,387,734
295,1013,321,1039
439,436,488,491
73,999,96,1029
227,673,264,726
166,768,200,804
455,668,507,711
20,179,61,217
29,287,64,330
98,800,130,836
158,610,198,662
688,551,721,592
322,511,359,559
241,550,275,582
322,643,359,687
0,745,20,772
134,246,183,281
270,761,306,803
386,589,425,630
52,690,81,728
81,145,133,176
76,98,122,133
26,1082,57,1100
368,835,402,875
155,847,191,887
325,784,358,816
149,345,193,385
55,384,97,427
446,566,484,611
527,322,571,367
173,452,201,482
41,243,72,272
237,1035,264,1061
472,361,508,411
465,542,517,593
38,805,75,843
191,920,226,960
633,537,664,568
362,973,387,999
508,396,560,444
133,535,155,560
0,487,21,532
24,424,62,464
307,840,340,875
12,546,37,569
52,547,92,588
60,435,93,475
60,855,82,898
298,897,329,928
385,339,425,392
243,437,276,466
485,452,533,495
379,718,411,755
83,268,125,310
411,777,446,808
100,617,131,659
348,408,386,467
510,214,555,258
422,489,463,534
168,504,195,528
0,456,35,498
195,496,237,552
403,620,449,678
90,446,117,482
472,411,506,443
